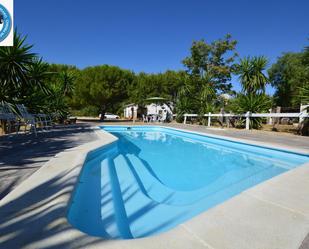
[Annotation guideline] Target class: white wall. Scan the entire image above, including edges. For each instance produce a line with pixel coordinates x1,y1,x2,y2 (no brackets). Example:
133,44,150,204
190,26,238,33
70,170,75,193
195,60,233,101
124,105,138,119
146,103,173,115
123,103,173,119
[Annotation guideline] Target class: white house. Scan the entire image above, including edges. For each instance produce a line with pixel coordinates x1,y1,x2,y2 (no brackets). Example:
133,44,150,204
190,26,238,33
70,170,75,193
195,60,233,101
123,103,173,119
146,103,173,115
123,103,138,119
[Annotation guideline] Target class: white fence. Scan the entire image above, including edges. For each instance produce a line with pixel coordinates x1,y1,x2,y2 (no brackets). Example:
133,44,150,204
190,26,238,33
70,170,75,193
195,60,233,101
182,111,309,130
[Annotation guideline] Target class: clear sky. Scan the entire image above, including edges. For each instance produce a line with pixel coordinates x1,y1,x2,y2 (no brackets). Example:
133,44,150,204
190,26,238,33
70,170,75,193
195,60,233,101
15,0,309,93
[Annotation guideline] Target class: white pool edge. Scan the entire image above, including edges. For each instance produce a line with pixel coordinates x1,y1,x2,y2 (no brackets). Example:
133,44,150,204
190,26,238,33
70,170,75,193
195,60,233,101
0,126,308,249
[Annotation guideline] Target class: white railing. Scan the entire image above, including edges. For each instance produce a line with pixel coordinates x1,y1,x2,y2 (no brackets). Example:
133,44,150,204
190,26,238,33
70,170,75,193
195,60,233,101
182,112,309,130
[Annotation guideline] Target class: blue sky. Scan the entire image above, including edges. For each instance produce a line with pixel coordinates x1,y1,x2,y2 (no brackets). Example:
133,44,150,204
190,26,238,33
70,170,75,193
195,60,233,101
15,0,309,93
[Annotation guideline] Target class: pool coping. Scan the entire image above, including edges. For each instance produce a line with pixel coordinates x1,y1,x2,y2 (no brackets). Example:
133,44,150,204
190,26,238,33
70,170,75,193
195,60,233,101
0,126,308,249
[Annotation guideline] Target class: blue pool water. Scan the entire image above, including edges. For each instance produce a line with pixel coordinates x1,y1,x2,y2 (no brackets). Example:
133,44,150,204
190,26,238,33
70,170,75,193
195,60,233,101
67,126,309,239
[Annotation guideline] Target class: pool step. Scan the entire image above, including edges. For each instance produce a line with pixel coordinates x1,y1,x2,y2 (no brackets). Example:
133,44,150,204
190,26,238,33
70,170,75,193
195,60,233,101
126,154,198,205
125,154,286,206
68,157,119,238
69,151,289,240
100,158,122,238
111,154,186,238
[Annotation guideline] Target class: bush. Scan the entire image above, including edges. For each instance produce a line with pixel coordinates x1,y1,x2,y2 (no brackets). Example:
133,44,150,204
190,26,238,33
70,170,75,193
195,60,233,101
231,93,272,129
176,113,184,123
71,106,100,117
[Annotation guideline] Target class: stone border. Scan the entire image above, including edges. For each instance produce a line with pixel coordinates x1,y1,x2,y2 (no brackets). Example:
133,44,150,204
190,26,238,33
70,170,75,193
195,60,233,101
0,126,308,249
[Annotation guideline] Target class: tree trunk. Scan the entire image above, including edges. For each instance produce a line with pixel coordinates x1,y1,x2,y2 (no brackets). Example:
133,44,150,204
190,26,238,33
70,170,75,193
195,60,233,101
298,118,309,136
100,105,106,121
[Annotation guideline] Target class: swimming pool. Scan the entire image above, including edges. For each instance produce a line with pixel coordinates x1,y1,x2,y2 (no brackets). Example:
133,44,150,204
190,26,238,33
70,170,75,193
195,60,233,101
67,126,309,239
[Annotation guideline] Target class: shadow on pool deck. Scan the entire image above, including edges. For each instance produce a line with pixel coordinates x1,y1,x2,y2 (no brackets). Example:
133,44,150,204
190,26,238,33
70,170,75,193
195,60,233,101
0,160,181,249
0,167,103,249
0,124,98,200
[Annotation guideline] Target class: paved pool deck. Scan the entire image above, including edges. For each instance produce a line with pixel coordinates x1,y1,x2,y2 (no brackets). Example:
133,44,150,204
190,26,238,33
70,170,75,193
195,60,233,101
0,122,309,249
165,123,309,151
0,124,98,200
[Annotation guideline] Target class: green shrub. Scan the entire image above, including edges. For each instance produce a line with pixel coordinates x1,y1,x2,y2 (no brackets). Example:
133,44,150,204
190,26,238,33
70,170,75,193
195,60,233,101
231,93,271,129
71,106,100,117
176,113,184,123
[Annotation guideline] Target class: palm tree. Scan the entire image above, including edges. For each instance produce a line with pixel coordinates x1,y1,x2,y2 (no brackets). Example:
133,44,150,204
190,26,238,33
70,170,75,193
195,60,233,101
20,58,53,112
26,58,51,93
235,56,268,94
58,71,76,97
0,31,36,102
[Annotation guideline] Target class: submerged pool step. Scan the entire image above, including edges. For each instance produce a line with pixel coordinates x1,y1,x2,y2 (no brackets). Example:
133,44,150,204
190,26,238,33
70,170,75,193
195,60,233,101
107,154,287,239
125,154,286,206
100,158,122,238
126,153,204,205
111,154,187,238
68,157,119,238
68,149,290,240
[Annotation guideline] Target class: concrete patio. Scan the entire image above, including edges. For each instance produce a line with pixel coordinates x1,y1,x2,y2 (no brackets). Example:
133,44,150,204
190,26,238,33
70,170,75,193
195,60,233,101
0,122,309,249
0,124,98,200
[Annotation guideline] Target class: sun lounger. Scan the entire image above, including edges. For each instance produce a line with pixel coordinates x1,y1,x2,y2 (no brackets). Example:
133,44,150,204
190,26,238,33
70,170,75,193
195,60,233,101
0,103,21,134
16,104,39,135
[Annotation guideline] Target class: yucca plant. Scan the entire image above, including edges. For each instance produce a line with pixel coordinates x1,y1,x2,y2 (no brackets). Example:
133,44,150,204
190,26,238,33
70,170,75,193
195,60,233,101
231,93,271,129
0,31,37,102
235,56,268,95
18,58,53,112
59,71,76,97
46,83,69,122
47,71,76,120
26,58,51,93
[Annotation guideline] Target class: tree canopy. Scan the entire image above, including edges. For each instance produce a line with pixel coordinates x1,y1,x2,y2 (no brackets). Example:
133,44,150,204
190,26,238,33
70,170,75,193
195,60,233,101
2,30,308,128
72,65,135,118
128,70,186,105
182,34,238,93
175,34,238,120
268,45,309,107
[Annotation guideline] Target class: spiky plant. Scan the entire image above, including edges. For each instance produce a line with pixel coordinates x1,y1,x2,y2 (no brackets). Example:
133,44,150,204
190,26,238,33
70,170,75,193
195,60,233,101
0,32,36,102
231,93,271,129
235,56,268,95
